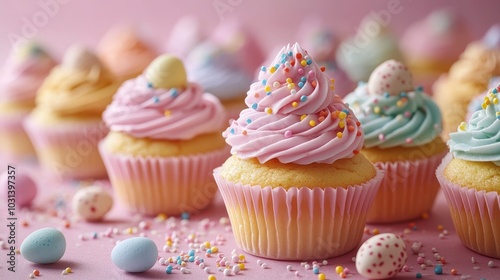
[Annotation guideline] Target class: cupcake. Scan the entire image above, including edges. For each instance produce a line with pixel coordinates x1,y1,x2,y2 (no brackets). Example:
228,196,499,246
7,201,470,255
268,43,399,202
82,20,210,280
99,54,227,216
214,43,383,260
433,23,500,140
401,9,470,95
24,45,120,179
164,15,204,60
437,83,500,258
97,26,157,82
336,14,404,83
0,41,56,160
344,60,447,223
467,76,500,119
186,18,264,120
296,17,354,97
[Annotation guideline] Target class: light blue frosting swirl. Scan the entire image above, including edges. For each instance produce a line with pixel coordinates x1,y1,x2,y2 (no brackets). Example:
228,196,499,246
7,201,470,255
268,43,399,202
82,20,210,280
344,83,442,148
449,84,500,165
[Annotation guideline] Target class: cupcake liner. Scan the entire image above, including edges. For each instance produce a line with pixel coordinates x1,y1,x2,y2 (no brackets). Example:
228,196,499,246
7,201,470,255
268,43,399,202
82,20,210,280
0,111,35,160
367,152,446,223
437,154,500,258
23,116,109,179
99,142,229,216
214,168,384,260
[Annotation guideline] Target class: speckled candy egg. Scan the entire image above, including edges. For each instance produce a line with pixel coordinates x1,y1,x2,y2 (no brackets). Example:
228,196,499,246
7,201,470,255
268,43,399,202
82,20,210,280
368,60,413,96
0,170,37,207
356,233,407,279
72,186,113,221
20,228,66,264
111,237,158,273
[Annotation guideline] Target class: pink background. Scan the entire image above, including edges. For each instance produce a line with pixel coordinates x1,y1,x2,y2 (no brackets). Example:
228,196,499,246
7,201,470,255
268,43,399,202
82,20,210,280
1,0,499,62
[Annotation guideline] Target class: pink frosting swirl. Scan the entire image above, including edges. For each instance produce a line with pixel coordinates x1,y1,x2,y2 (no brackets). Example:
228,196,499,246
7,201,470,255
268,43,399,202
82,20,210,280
103,75,226,140
0,43,56,104
224,43,364,164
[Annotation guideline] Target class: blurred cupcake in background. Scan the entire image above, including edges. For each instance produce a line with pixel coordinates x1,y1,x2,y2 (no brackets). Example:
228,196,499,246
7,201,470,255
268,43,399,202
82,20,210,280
336,14,404,83
433,23,500,140
401,9,470,95
186,18,265,120
296,17,354,98
437,82,500,258
344,60,447,223
97,25,157,82
99,54,227,216
0,41,56,160
164,15,204,60
24,45,120,179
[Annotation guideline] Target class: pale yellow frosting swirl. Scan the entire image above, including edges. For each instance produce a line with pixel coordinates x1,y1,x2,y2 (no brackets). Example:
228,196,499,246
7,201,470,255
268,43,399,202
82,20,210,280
33,45,120,120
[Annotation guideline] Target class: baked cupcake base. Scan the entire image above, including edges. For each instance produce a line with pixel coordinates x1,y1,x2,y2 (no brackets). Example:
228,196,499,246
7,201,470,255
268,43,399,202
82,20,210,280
214,167,384,260
366,151,446,223
437,154,500,258
0,111,36,160
99,143,229,216
23,116,108,179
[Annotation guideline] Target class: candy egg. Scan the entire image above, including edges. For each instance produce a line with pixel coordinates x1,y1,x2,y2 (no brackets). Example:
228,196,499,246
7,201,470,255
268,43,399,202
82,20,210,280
368,60,413,96
111,237,158,273
72,186,113,221
356,233,407,279
0,171,37,208
20,228,66,264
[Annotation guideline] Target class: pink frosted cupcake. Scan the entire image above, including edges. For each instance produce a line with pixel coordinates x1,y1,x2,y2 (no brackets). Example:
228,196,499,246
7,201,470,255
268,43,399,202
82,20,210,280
401,9,470,95
214,43,383,260
99,54,227,216
97,25,157,82
24,45,120,179
296,17,354,97
344,60,447,223
0,41,56,160
437,83,500,258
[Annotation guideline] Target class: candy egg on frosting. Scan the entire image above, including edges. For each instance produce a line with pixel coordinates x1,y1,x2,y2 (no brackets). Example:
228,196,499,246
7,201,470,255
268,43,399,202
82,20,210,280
144,54,187,89
356,233,407,279
62,44,101,71
72,186,113,221
368,60,413,96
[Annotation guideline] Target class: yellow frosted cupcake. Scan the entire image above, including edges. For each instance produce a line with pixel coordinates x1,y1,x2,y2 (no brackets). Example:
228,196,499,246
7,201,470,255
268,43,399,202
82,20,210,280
99,54,228,216
437,83,500,258
344,60,447,223
24,45,120,179
0,41,55,160
214,43,383,260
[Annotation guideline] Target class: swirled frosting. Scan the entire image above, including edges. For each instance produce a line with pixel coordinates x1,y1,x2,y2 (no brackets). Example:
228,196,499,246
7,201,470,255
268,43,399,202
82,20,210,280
103,54,226,140
224,43,364,165
344,60,442,148
97,26,156,80
0,42,56,105
34,45,119,118
186,19,264,101
449,84,500,165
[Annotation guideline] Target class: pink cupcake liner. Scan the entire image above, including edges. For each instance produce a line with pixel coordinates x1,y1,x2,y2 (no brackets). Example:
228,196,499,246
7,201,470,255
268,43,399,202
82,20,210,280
23,116,109,179
437,154,500,258
99,142,229,216
0,110,35,160
214,168,384,260
367,152,447,223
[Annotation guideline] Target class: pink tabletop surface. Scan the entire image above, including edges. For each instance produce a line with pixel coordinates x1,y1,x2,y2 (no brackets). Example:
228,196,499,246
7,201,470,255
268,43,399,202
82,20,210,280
0,159,499,280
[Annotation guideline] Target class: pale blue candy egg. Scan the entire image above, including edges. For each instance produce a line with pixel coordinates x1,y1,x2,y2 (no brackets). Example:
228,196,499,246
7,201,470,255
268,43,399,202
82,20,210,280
20,228,66,264
111,237,158,273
